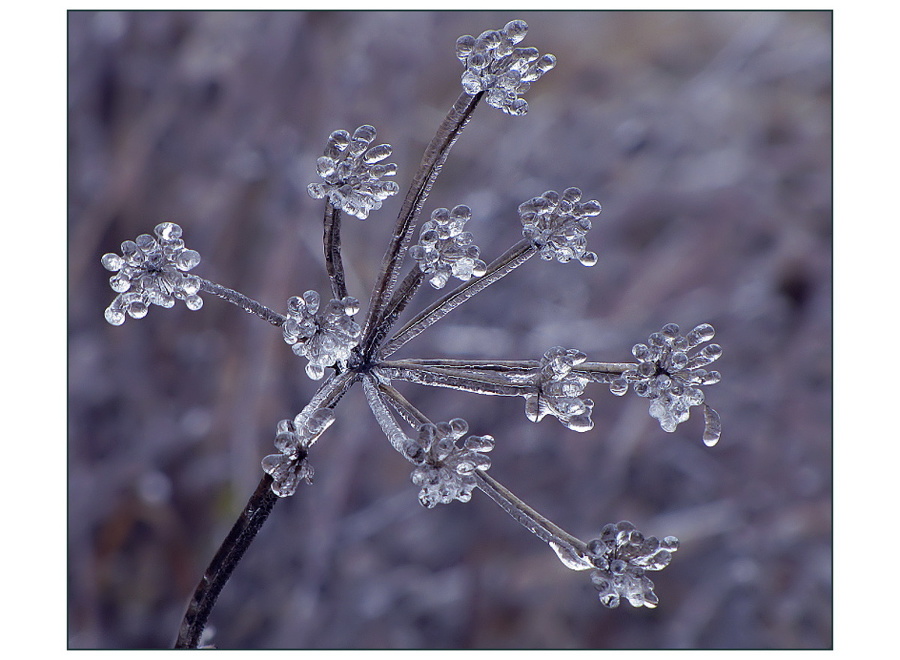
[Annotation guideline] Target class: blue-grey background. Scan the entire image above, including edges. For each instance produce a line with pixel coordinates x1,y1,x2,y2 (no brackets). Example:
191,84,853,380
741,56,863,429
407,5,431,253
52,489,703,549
68,10,832,649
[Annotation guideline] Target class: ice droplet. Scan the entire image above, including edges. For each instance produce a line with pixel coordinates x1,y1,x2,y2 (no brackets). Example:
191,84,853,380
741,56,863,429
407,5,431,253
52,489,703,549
702,405,722,447
550,542,593,571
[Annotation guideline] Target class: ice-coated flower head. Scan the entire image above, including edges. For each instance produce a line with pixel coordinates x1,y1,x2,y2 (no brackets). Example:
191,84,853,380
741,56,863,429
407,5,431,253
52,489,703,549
307,125,400,219
456,19,556,116
609,323,723,446
409,205,487,289
282,291,362,380
524,346,594,432
519,188,600,266
261,407,335,497
101,222,203,325
409,418,495,508
586,521,680,609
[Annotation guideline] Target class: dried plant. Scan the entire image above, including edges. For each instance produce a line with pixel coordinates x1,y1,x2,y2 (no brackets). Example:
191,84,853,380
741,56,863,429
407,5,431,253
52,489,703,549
100,19,722,649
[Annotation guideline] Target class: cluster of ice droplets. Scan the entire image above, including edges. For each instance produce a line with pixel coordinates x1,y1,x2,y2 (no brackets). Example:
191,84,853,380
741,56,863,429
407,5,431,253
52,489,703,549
307,125,400,219
409,205,487,289
101,222,203,325
586,521,680,609
456,19,557,116
524,346,595,432
609,323,723,446
261,407,336,497
409,418,495,508
519,188,600,266
282,291,362,380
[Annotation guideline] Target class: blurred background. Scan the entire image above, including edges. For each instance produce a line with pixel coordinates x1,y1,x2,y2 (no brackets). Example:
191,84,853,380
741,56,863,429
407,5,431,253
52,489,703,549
68,10,832,649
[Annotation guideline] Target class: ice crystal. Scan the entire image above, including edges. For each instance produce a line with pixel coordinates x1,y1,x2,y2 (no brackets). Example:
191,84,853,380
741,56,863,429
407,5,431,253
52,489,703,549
609,323,722,445
307,125,400,219
101,222,203,325
282,291,362,380
519,188,600,266
524,346,594,432
261,407,335,497
409,418,494,508
455,19,556,116
586,521,679,609
409,205,487,289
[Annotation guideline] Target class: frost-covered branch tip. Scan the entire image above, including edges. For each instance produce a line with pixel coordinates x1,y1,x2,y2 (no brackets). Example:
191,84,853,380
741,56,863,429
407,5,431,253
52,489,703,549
585,521,679,609
409,418,494,508
410,205,487,289
101,222,202,324
308,125,399,219
262,407,335,497
282,291,362,380
525,346,595,432
520,188,600,266
609,323,723,446
456,19,557,116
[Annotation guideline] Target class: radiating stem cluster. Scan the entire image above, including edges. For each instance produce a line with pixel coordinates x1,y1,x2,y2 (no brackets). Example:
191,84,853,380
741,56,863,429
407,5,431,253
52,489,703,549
100,19,721,648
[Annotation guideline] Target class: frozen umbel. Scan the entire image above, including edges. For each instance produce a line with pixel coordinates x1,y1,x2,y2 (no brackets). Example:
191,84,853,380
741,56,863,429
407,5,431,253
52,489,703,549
100,19,723,648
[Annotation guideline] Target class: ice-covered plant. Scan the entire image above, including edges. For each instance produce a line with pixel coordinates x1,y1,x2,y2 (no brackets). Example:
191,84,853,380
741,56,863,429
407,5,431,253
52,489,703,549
100,19,723,648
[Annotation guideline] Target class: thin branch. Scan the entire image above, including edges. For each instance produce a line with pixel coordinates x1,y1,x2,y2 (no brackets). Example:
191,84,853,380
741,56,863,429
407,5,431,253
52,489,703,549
377,361,534,397
394,357,541,371
473,470,593,571
373,377,433,429
362,91,483,347
361,374,418,458
380,239,538,358
198,278,286,327
361,267,425,359
174,473,282,649
372,379,594,571
323,201,348,301
577,362,636,375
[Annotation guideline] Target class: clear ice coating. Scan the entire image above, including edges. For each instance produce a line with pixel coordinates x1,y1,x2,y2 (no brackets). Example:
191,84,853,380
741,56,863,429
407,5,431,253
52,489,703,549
409,418,495,508
101,222,203,325
261,407,335,497
609,323,723,443
519,188,601,266
585,521,679,609
524,346,595,432
307,124,400,219
282,291,362,380
409,205,487,289
456,19,556,116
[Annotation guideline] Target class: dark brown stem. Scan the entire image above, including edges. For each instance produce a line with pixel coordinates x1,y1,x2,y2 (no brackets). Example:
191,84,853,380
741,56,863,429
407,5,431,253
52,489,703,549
174,472,283,649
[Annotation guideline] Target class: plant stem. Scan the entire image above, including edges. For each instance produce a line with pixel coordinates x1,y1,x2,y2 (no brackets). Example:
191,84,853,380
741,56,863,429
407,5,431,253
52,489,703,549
361,267,425,359
323,201,348,301
362,91,482,347
377,361,534,397
198,278,286,327
473,470,593,571
174,473,282,649
380,239,538,358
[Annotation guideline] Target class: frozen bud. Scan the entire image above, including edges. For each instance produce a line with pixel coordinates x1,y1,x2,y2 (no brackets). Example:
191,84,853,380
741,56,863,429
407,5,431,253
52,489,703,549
585,521,679,609
308,124,399,219
101,222,204,324
519,189,601,266
282,290,362,379
409,419,494,508
412,205,486,289
455,19,555,115
623,322,723,443
524,346,594,431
